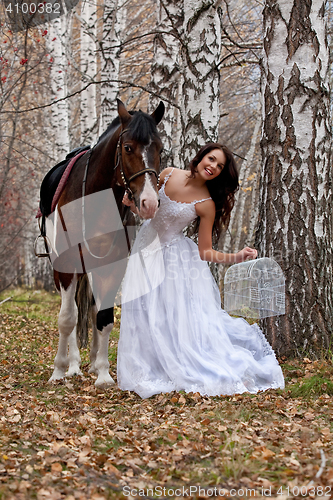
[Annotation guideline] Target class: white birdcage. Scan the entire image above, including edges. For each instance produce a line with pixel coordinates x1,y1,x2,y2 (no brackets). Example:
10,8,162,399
224,257,285,319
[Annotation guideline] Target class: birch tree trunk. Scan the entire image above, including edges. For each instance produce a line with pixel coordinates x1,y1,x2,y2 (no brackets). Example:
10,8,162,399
48,15,70,161
222,114,261,253
149,0,183,169
256,0,333,356
218,112,261,293
100,0,126,133
80,0,98,145
180,0,222,166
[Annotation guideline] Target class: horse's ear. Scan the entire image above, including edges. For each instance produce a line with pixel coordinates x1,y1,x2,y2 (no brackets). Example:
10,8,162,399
117,98,131,126
151,101,165,125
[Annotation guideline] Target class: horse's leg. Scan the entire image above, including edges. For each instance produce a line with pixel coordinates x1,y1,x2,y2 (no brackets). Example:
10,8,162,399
89,228,131,387
49,274,78,381
88,304,99,374
67,326,83,377
94,307,115,388
89,271,116,387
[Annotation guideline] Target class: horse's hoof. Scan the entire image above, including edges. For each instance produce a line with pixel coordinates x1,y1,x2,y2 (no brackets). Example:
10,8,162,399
66,367,83,377
48,373,65,383
95,376,115,389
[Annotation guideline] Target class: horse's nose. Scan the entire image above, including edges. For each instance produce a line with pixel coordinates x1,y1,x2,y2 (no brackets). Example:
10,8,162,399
142,197,160,208
141,197,159,219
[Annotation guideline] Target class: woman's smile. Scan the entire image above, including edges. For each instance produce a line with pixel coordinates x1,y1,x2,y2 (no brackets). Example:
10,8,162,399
197,148,226,181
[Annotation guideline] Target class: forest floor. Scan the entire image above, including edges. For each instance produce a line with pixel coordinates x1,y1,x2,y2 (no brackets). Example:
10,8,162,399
0,288,333,500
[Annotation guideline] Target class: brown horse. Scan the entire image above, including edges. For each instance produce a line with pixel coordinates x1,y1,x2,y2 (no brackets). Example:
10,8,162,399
45,99,164,387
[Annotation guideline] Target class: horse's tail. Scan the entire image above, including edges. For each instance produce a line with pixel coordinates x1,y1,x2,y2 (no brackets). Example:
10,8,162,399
75,274,92,348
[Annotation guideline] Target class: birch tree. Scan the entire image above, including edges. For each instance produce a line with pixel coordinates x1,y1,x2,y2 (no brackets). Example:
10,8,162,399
48,15,70,160
221,112,261,253
256,0,333,355
80,0,98,144
100,0,127,132
180,0,222,166
149,0,183,169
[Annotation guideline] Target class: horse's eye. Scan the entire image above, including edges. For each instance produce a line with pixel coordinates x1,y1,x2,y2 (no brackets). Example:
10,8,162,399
124,145,132,153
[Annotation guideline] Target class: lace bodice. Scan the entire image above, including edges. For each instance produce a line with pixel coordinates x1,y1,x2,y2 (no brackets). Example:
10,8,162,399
142,168,212,248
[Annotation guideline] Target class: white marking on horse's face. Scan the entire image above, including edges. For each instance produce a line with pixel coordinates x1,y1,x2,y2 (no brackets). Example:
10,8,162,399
138,146,159,219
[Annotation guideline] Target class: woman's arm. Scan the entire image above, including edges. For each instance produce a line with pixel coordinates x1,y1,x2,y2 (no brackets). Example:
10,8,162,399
196,200,257,264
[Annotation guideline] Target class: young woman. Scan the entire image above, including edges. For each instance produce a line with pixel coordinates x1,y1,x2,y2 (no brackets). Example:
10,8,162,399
118,143,284,398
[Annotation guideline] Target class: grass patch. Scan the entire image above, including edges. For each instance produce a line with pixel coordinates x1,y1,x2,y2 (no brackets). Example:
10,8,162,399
288,373,333,398
0,287,61,326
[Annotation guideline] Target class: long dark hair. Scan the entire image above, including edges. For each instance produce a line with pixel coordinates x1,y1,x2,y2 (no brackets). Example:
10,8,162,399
188,143,239,241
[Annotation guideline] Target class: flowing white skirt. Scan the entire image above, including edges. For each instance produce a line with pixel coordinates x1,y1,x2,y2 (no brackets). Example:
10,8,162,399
118,233,285,399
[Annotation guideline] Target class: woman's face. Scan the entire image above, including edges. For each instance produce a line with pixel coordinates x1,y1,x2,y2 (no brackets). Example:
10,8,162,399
197,149,226,181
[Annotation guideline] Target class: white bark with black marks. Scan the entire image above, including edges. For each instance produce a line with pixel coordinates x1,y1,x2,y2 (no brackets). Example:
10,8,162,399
48,16,70,161
180,0,222,166
256,0,333,355
100,0,127,133
149,0,183,169
80,0,98,145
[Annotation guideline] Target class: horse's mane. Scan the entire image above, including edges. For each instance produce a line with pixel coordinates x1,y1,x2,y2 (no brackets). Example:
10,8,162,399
98,110,158,145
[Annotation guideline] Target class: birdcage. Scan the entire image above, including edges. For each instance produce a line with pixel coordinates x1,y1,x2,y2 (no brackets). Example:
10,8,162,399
224,257,285,319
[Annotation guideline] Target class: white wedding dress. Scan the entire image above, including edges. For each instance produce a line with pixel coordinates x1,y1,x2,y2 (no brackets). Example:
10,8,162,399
117,169,285,398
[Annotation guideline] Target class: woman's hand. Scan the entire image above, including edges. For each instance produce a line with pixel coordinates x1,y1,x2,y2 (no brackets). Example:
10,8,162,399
235,247,257,263
122,192,139,214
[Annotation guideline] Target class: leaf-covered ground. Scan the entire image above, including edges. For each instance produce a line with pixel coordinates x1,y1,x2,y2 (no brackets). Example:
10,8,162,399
0,288,333,499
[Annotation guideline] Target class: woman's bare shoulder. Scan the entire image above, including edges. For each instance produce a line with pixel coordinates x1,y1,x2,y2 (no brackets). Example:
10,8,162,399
158,168,171,188
195,198,216,217
160,167,174,177
159,167,174,185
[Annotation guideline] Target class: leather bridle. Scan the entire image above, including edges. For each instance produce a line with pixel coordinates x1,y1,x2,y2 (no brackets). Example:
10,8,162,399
79,126,160,258
114,128,160,201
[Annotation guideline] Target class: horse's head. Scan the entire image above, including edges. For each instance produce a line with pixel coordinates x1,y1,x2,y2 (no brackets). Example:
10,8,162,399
116,99,164,219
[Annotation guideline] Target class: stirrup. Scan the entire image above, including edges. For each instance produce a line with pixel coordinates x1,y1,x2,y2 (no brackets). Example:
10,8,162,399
34,234,52,258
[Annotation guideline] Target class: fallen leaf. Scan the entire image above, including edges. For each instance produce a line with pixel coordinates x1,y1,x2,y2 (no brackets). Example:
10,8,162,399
51,462,62,473
262,447,275,460
104,462,121,478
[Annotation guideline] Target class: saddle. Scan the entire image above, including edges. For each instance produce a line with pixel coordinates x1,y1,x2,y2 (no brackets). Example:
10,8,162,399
38,145,91,218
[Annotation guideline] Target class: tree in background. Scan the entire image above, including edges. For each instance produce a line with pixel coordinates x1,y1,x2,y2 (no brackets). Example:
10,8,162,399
180,0,222,166
149,0,183,169
256,0,333,356
48,15,70,160
100,0,126,133
80,0,98,144
217,1,263,270
0,13,56,290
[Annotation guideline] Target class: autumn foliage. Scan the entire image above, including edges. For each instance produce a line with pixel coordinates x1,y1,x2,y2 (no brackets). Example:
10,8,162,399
0,289,333,498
